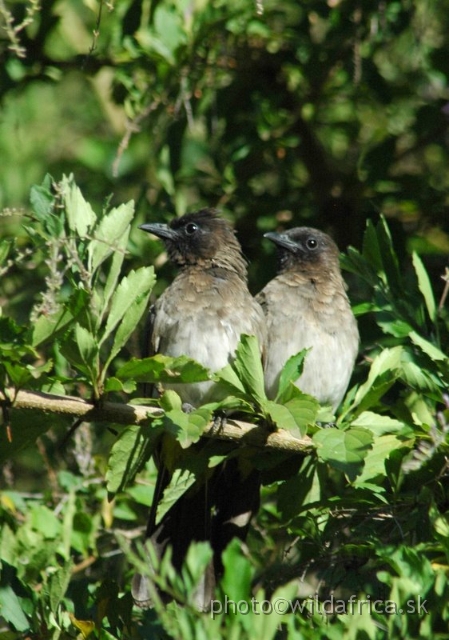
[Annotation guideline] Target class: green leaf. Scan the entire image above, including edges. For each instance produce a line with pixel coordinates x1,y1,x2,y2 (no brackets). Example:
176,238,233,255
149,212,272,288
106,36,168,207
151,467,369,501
46,561,74,612
103,376,136,393
347,347,402,416
221,538,254,602
30,504,61,538
277,457,321,520
400,352,442,392
106,425,161,496
214,363,247,395
162,404,212,449
3,362,34,387
350,411,406,435
202,395,256,415
354,434,405,486
362,219,384,275
275,350,308,402
100,230,130,322
116,354,211,384
313,426,373,481
412,252,436,321
88,201,135,274
29,175,63,237
1,410,71,463
159,389,183,412
376,308,414,338
107,293,154,366
0,238,12,266
31,309,70,348
342,246,379,287
376,216,403,296
0,583,30,632
61,174,96,236
153,4,186,54
100,267,155,349
232,334,266,404
409,330,446,362
183,542,214,601
155,468,197,524
75,323,98,366
29,174,53,219
264,393,318,437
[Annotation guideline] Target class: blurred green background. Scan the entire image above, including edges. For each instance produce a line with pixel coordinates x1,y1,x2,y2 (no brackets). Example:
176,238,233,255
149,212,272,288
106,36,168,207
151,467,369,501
1,0,449,284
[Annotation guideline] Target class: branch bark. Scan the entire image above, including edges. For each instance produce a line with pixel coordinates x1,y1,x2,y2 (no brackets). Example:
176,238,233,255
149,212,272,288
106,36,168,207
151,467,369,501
1,389,313,454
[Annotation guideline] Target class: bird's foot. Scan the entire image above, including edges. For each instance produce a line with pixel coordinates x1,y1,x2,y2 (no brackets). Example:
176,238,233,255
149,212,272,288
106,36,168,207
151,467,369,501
317,421,337,429
210,411,227,435
181,402,195,414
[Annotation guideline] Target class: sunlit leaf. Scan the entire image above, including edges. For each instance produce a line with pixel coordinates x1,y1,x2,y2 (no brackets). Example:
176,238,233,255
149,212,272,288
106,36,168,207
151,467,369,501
101,267,155,348
409,331,446,362
275,350,308,402
350,411,406,435
162,405,212,449
69,614,96,639
88,201,135,274
348,347,402,415
0,579,30,632
412,252,436,322
61,175,96,236
264,393,318,437
354,434,406,486
233,334,266,404
116,354,211,384
214,364,246,395
314,426,373,481
221,538,254,602
75,323,98,365
100,230,131,321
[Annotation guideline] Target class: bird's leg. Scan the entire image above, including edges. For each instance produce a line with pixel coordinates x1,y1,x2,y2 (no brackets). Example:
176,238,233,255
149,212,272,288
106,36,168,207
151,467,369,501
180,401,227,434
211,410,227,435
317,421,337,429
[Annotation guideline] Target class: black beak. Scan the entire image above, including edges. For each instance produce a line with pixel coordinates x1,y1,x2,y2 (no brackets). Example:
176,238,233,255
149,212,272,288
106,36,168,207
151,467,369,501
139,222,177,241
264,231,298,253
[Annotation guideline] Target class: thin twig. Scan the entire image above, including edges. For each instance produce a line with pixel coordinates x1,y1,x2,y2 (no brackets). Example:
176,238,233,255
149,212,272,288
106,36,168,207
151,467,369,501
83,0,104,68
439,267,449,311
112,99,162,177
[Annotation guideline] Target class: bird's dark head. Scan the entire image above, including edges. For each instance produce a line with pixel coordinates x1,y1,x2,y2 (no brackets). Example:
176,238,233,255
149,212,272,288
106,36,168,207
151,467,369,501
264,227,340,274
140,208,247,276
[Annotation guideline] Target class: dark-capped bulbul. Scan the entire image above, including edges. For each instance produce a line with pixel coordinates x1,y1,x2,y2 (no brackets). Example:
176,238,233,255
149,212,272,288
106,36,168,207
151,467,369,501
133,208,265,610
257,227,359,411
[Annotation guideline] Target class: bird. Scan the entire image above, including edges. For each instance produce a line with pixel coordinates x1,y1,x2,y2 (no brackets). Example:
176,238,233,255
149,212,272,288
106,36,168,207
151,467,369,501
257,227,359,411
132,208,266,611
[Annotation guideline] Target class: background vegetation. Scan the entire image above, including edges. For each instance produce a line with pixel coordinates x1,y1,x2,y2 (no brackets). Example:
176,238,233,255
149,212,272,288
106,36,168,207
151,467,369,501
1,0,449,638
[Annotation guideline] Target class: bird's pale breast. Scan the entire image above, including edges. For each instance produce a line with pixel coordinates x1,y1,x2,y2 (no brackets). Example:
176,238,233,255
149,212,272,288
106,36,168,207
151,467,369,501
261,274,358,410
152,270,265,405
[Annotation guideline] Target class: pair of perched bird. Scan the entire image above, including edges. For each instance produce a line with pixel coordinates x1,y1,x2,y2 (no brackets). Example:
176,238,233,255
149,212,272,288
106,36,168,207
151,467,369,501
132,208,359,610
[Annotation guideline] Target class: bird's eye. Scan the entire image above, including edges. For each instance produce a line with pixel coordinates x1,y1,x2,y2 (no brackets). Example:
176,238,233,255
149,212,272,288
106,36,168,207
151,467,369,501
185,222,198,235
306,237,318,250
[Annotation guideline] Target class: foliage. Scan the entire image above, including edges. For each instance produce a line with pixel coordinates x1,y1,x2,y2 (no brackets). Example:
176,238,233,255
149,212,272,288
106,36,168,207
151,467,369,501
1,0,449,638
1,177,449,639
1,0,449,269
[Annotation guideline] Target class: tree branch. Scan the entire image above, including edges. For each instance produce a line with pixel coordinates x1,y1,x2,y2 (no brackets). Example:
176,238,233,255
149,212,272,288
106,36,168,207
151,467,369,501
1,389,313,454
